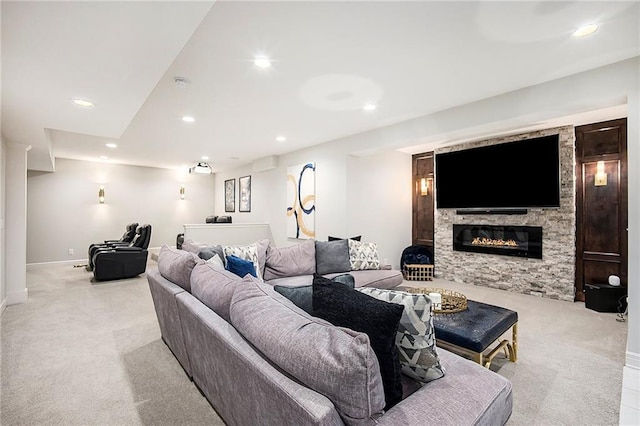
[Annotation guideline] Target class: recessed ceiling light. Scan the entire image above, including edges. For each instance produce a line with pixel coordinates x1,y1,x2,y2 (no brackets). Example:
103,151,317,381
573,24,599,37
182,116,195,123
72,98,94,108
363,104,377,111
105,143,117,149
201,156,209,161
99,156,108,160
254,56,271,68
276,136,286,142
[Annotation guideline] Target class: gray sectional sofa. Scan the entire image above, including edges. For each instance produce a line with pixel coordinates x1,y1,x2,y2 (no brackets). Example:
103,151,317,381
147,240,513,425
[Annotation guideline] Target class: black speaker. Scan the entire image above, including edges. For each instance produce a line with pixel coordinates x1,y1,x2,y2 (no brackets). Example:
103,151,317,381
584,283,627,313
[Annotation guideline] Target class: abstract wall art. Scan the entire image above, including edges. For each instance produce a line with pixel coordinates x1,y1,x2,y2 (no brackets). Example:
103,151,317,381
287,162,315,239
239,175,251,212
224,179,235,212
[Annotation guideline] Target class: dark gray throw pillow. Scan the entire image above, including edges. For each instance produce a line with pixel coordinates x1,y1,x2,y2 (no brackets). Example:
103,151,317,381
198,245,224,261
274,274,355,314
312,276,404,410
315,239,350,275
328,235,361,241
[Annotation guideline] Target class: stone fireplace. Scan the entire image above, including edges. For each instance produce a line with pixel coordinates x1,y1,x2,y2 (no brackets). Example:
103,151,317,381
453,224,543,259
434,126,576,301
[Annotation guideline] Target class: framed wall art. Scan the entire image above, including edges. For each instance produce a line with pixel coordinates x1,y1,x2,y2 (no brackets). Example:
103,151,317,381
239,175,251,212
224,179,236,212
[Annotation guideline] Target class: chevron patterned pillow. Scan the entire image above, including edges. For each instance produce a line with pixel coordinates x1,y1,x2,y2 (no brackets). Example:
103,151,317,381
348,240,380,270
356,287,445,383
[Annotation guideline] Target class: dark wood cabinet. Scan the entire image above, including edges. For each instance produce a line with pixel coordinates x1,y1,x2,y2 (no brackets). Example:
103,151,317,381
575,118,628,302
412,153,434,250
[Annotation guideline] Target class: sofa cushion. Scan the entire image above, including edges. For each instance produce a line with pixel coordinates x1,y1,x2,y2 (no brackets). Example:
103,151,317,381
226,254,258,278
274,273,355,314
327,269,403,289
157,245,201,292
191,262,242,322
197,245,224,261
312,275,404,410
264,239,316,281
229,275,386,425
315,239,350,275
356,288,445,383
223,243,261,280
348,240,380,271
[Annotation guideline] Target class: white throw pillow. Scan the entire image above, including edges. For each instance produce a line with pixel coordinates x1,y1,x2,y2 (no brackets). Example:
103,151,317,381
348,240,380,270
206,253,225,269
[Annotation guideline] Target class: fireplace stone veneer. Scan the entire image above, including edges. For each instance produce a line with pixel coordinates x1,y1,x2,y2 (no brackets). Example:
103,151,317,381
453,224,543,259
433,125,576,301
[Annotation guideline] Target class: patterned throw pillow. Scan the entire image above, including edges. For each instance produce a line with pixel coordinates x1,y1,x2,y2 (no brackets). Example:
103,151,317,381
348,240,380,270
223,243,261,281
356,287,445,383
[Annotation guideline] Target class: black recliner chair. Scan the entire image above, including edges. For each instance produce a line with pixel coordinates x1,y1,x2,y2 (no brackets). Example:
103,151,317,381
87,222,139,271
92,224,152,282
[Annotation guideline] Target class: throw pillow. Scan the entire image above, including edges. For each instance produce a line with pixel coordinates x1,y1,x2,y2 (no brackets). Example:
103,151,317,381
315,239,350,275
356,287,445,383
181,239,209,255
197,245,224,261
312,276,404,410
157,245,201,292
191,262,242,322
205,253,225,269
264,239,316,281
223,243,261,280
274,273,355,314
225,255,257,278
348,240,380,271
328,235,361,241
229,275,386,423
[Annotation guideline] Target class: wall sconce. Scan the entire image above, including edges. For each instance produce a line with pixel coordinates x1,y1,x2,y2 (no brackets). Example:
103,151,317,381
180,184,185,200
594,161,607,186
420,177,433,196
98,185,105,204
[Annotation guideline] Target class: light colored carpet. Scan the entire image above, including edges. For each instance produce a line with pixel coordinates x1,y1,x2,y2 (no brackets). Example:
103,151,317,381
1,262,627,425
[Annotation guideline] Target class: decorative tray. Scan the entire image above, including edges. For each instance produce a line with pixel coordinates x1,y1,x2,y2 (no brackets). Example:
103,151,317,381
406,287,468,314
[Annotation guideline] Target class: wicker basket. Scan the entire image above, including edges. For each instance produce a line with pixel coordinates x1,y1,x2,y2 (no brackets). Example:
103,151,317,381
402,264,434,281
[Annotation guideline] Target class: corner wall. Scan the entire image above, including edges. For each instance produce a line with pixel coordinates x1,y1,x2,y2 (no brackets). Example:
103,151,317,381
434,126,576,301
0,136,6,313
27,158,215,263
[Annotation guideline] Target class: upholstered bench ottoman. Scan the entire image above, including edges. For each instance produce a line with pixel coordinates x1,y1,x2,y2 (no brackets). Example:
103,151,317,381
432,300,518,368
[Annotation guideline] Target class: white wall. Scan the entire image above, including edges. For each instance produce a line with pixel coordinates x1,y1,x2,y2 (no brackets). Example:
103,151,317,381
0,135,6,313
27,158,215,263
214,143,412,269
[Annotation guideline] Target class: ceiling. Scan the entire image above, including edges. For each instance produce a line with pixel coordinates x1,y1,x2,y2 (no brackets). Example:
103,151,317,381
2,1,639,173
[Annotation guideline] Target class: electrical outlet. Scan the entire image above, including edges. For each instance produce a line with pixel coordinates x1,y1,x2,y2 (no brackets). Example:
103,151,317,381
68,248,74,256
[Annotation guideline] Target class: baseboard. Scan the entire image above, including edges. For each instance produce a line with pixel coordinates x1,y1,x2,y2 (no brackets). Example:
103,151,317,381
0,298,7,316
6,288,28,305
626,351,640,370
27,259,88,269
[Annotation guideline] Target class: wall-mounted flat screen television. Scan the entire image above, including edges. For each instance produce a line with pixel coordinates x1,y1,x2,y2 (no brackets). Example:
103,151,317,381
435,134,560,209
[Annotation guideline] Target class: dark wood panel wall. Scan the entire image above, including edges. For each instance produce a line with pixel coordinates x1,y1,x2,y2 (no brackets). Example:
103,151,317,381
575,118,628,301
412,153,434,249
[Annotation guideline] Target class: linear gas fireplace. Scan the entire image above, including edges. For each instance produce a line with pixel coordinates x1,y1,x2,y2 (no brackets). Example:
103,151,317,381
453,224,543,259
